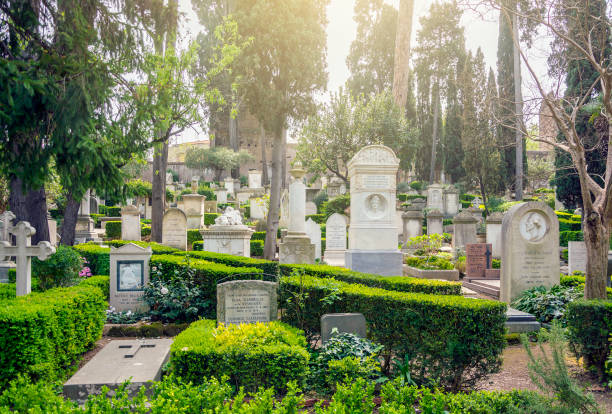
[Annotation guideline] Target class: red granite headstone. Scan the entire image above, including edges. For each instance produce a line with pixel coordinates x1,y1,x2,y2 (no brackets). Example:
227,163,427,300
466,243,492,279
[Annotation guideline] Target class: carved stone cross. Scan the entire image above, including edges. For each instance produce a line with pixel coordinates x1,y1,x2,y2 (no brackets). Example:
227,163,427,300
0,221,56,296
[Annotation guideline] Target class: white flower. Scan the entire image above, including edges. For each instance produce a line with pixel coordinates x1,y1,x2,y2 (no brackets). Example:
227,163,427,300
160,287,169,295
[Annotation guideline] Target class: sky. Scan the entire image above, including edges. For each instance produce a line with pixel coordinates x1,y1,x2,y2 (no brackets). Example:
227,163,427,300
177,0,550,143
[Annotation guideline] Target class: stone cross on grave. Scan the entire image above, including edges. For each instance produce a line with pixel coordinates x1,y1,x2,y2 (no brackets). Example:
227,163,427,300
484,246,492,268
0,221,55,296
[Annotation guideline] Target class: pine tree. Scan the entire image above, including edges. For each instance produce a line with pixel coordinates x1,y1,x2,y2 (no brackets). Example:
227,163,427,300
442,68,464,183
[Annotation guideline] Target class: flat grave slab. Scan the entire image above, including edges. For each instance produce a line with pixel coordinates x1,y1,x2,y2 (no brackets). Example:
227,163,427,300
64,338,172,403
506,307,541,333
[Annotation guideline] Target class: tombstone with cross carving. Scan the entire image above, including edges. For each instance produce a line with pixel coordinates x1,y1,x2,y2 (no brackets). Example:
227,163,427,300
0,221,56,296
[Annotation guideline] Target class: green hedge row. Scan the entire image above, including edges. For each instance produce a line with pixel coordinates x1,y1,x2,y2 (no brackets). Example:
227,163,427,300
151,255,262,318
105,240,180,254
0,280,107,387
252,231,266,241
73,244,111,275
187,229,202,248
99,206,121,217
180,249,278,275
280,274,506,390
559,218,581,232
105,221,121,238
171,320,309,392
560,230,583,247
191,240,265,257
306,214,325,224
279,263,462,295
204,213,220,226
566,299,612,381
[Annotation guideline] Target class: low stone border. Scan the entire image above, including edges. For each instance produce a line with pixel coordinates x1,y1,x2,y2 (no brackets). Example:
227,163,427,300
402,265,460,281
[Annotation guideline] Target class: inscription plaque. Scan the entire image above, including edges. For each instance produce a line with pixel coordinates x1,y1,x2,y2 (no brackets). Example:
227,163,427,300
217,280,278,325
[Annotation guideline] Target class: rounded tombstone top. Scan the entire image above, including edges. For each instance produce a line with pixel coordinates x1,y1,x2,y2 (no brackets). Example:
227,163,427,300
427,209,443,218
453,209,478,223
486,211,504,224
326,212,347,227
121,205,140,215
163,207,187,221
347,145,400,169
502,201,558,245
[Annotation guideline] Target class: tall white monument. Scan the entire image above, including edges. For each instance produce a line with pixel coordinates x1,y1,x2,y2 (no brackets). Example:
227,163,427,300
345,145,402,275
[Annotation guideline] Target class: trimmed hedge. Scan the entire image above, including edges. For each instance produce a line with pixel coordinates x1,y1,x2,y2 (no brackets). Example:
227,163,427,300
566,299,612,380
79,275,110,300
560,230,583,246
252,231,266,241
559,218,581,232
105,221,121,239
250,239,264,257
73,244,110,275
105,240,180,255
187,229,203,248
105,206,121,217
280,274,506,390
279,263,462,295
179,250,279,276
204,213,220,226
306,214,325,224
0,281,107,387
171,319,309,392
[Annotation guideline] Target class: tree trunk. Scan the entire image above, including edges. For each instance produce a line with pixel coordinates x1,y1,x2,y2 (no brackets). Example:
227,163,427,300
9,176,49,244
478,176,489,217
392,0,415,109
512,11,524,200
583,211,609,299
229,108,240,179
151,141,169,243
261,125,269,186
429,85,440,184
281,128,287,189
60,194,80,246
264,126,283,260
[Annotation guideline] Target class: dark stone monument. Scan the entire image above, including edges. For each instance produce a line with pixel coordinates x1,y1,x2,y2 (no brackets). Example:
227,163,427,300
466,243,493,279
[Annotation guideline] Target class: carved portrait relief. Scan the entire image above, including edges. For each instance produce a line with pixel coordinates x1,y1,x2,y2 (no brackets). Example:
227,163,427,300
519,211,549,242
365,194,386,219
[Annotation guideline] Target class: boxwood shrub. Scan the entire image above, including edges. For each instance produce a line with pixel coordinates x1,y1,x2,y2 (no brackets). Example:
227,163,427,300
171,319,309,392
306,214,325,224
179,250,279,276
105,240,180,255
279,263,461,295
252,231,266,241
72,243,110,275
105,221,121,239
187,229,202,248
204,213,220,226
558,218,581,232
105,206,122,217
566,299,612,380
280,274,506,390
250,239,264,256
0,282,107,387
560,230,583,246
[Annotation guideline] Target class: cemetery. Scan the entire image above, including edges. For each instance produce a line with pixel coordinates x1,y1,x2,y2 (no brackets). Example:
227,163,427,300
0,0,611,412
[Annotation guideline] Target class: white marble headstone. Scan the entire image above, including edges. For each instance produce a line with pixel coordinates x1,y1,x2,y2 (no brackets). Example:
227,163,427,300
305,218,322,260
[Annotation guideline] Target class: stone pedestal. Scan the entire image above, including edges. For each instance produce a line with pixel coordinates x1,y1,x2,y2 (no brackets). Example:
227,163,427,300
486,212,503,257
121,205,141,241
250,197,268,220
444,187,459,216
182,194,205,229
402,207,423,244
426,209,444,235
346,145,402,276
75,216,96,243
427,184,444,211
248,170,263,189
214,188,228,204
224,178,235,196
200,225,253,257
453,210,478,252
280,163,315,264
205,200,217,214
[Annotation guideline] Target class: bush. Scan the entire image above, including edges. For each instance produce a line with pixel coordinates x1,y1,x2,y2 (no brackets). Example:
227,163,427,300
32,245,83,291
306,214,325,224
150,255,262,319
79,275,110,299
105,240,180,255
0,282,107,387
72,243,110,275
314,189,329,209
566,299,612,381
179,250,279,276
281,274,506,390
309,332,383,394
105,206,121,217
187,229,202,248
405,255,455,270
204,213,219,226
252,231,266,240
279,263,461,295
105,220,121,239
511,285,582,325
558,218,581,232
560,230,583,246
140,224,151,237
409,181,424,191
250,239,264,257
171,320,310,392
322,194,350,219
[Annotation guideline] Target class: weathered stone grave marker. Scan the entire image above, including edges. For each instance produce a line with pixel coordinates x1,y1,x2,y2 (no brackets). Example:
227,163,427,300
217,280,278,325
0,220,55,296
568,241,587,274
200,207,253,257
110,243,152,312
162,208,187,250
121,205,141,241
465,243,493,279
324,213,347,266
305,218,322,260
320,313,367,344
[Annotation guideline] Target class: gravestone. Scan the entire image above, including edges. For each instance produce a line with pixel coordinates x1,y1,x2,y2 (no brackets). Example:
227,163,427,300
200,207,253,257
0,221,55,296
64,338,172,404
444,187,460,216
236,190,251,205
345,145,402,276
250,197,268,220
75,189,96,242
214,188,228,204
453,210,478,252
279,189,290,228
426,209,444,235
324,213,347,266
402,205,423,244
224,177,235,195
466,243,493,279
427,184,444,212
486,212,504,257
568,241,587,274
305,201,317,216
279,163,315,264
500,202,560,303
48,214,58,246
305,218,322,260
204,200,217,214
327,178,342,198
121,205,141,241
182,193,205,229
162,208,187,250
320,313,367,344
217,280,278,324
0,211,16,282
248,170,263,189
110,243,152,312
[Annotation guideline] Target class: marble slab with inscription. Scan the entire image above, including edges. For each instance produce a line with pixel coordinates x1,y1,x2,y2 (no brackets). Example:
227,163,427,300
217,280,278,325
